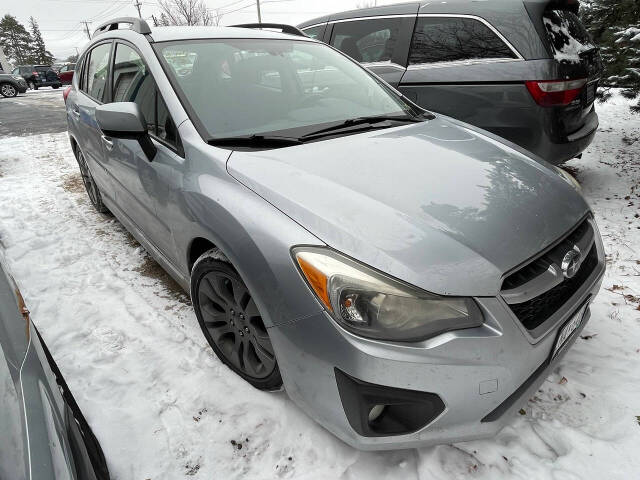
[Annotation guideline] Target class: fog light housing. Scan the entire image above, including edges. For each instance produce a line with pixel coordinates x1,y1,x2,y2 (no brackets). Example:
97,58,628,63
335,369,445,437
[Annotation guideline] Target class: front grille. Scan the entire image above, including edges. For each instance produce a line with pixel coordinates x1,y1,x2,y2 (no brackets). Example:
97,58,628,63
508,244,597,330
502,219,590,291
501,218,598,331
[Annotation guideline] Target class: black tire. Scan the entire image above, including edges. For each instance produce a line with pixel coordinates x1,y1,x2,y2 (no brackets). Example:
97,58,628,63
191,253,282,390
53,84,61,89
75,148,109,213
0,83,18,97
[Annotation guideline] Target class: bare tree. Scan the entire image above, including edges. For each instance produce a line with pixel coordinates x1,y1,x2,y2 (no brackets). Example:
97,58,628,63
154,0,216,26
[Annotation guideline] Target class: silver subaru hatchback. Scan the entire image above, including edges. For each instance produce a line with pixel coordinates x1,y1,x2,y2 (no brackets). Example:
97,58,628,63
65,18,605,450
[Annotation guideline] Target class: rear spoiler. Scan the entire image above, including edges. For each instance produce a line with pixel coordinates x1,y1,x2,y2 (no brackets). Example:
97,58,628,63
547,0,579,13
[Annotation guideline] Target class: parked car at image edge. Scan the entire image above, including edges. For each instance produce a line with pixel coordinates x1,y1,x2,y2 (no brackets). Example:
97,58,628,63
299,0,602,165
0,71,28,97
0,254,110,479
65,17,605,450
12,64,62,90
58,63,76,85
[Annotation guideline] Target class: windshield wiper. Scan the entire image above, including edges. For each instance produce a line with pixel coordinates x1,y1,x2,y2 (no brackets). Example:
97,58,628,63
301,114,424,139
207,134,303,148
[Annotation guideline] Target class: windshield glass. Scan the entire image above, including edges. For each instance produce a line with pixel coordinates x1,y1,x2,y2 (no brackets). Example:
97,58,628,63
155,38,416,139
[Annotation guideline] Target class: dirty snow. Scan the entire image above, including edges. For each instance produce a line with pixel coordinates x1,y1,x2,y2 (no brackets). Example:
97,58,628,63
1,92,640,479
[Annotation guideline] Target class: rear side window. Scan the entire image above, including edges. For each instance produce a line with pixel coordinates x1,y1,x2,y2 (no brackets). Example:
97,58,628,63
409,17,517,65
84,43,111,101
302,25,324,40
330,17,403,63
543,10,595,62
112,42,179,149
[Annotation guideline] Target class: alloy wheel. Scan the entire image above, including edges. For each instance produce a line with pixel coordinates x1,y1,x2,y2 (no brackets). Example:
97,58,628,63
197,270,276,379
1,84,17,97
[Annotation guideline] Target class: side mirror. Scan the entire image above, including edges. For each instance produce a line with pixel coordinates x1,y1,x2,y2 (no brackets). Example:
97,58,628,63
95,102,157,161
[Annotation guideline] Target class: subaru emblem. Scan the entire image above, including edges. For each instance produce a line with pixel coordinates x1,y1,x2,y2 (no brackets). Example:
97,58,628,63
561,245,582,279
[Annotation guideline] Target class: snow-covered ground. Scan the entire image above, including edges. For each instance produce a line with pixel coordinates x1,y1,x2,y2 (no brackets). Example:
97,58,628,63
0,94,639,479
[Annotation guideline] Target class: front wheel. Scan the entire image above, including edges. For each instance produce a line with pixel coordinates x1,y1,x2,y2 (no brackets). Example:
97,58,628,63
191,254,282,390
0,83,17,98
75,148,108,213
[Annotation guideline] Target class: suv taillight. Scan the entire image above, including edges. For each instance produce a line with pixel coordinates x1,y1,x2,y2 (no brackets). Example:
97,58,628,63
63,86,71,103
525,79,587,107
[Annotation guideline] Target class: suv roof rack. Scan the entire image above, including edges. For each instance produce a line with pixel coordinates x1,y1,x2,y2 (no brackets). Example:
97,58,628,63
231,23,306,37
93,17,151,37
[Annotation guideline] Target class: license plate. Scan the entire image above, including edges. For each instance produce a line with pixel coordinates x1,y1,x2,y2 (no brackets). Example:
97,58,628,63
551,302,588,359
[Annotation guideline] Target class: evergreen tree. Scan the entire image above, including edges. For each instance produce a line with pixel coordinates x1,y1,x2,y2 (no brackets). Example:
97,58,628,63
0,14,33,65
28,16,54,65
581,0,640,111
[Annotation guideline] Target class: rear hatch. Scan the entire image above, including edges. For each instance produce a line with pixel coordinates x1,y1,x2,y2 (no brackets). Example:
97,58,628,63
527,1,602,138
35,66,60,83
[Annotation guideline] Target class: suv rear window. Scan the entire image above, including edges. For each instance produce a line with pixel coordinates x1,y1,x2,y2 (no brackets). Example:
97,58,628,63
543,10,595,62
330,17,403,63
409,17,517,65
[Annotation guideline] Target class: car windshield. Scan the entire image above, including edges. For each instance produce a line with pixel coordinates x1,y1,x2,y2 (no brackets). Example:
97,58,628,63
155,38,418,139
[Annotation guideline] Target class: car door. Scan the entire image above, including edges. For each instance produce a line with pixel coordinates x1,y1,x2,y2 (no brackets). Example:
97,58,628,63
397,15,525,135
105,41,181,262
327,16,415,87
69,41,117,199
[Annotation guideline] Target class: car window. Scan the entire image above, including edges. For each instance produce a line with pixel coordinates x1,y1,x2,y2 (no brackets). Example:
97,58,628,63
156,39,415,139
303,25,324,40
112,43,155,131
409,17,517,65
68,63,76,71
112,42,178,148
543,9,595,62
12,68,18,74
85,43,111,101
330,17,403,63
156,95,178,145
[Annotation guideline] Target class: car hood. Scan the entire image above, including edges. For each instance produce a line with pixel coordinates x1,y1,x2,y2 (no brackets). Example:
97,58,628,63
227,118,590,296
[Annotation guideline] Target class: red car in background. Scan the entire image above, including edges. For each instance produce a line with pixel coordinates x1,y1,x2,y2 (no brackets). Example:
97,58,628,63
58,63,75,85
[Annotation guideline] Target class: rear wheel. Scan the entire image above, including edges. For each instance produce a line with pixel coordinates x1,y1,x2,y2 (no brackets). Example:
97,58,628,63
75,148,108,213
53,84,60,89
0,83,17,97
191,254,282,390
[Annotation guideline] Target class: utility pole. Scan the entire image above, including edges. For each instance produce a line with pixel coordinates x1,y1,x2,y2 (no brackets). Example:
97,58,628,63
256,0,262,23
81,21,91,40
134,0,143,18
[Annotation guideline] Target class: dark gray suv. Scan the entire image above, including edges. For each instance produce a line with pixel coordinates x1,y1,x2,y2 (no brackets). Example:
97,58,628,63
299,0,602,164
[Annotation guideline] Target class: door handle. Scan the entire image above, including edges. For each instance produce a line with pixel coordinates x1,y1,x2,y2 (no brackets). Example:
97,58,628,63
70,107,80,118
101,135,114,151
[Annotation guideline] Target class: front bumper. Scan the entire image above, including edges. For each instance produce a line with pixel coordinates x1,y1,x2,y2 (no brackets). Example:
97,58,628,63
270,239,605,450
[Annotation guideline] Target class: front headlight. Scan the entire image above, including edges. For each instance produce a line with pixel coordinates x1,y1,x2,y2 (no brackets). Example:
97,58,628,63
553,166,581,191
293,247,483,342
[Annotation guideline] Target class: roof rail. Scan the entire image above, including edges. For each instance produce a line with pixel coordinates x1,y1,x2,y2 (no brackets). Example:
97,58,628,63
231,23,306,37
93,17,151,37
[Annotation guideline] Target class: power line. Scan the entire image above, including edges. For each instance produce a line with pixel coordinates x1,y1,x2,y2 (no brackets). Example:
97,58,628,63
81,21,92,40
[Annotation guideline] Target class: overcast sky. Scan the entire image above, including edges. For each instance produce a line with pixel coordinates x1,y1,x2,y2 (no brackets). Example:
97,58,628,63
3,0,402,59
